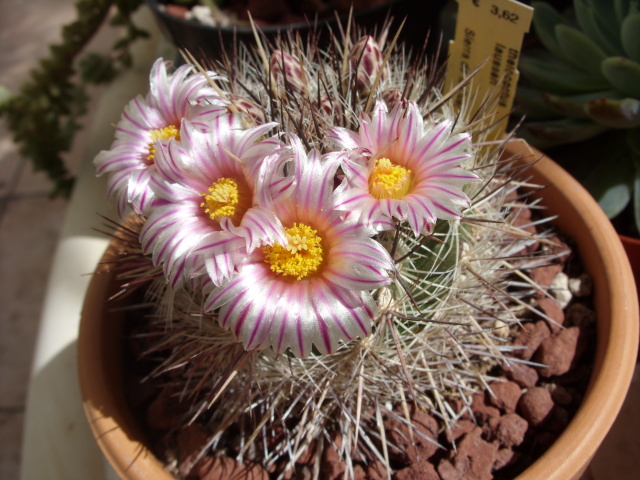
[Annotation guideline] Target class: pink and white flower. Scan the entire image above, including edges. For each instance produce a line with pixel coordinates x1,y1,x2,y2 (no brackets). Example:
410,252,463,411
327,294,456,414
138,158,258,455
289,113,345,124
328,100,479,235
139,115,291,289
204,136,395,358
94,58,227,216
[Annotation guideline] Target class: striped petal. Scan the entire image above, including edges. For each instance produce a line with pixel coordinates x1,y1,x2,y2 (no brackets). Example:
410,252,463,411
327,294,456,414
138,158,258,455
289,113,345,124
328,99,480,235
203,137,395,357
324,237,394,290
94,58,228,218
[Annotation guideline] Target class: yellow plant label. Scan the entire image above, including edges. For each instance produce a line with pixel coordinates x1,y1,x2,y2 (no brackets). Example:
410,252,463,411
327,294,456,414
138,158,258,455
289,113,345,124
444,0,533,138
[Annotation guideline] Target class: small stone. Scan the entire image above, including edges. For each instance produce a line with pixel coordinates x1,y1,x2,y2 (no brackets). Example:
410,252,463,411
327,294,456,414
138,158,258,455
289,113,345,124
550,272,572,309
546,406,570,433
354,465,367,480
529,264,563,292
493,448,520,471
545,384,573,406
176,424,210,478
493,319,510,338
488,413,528,447
568,274,593,297
363,459,388,480
394,459,441,480
509,204,532,228
437,428,499,480
536,297,565,332
295,441,317,465
543,235,571,261
556,364,593,385
198,456,269,480
445,419,476,444
518,387,554,427
534,326,589,378
385,407,439,465
470,393,501,424
321,434,346,480
505,363,539,388
512,321,551,360
294,465,313,480
565,303,596,327
487,380,522,413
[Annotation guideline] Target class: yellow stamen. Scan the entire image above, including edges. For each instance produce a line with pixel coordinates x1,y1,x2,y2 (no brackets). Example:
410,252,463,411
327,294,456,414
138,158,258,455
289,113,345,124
368,157,413,200
147,125,180,162
201,178,241,221
263,223,324,280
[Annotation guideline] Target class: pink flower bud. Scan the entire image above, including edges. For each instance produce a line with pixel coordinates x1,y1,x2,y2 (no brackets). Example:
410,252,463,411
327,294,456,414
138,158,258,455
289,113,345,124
381,88,407,111
317,95,342,117
270,50,306,95
349,35,386,94
229,95,266,125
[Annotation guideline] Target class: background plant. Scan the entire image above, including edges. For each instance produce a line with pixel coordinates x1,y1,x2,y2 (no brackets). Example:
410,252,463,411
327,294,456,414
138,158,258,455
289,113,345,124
0,0,146,198
515,0,640,233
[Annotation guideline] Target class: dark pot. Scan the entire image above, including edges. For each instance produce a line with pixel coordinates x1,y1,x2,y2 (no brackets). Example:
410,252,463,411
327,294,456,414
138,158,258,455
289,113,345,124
145,0,447,63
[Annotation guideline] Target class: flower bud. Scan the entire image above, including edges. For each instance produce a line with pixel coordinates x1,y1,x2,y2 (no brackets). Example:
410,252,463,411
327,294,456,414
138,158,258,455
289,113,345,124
229,95,266,126
381,88,407,111
270,50,306,95
349,35,386,94
317,95,342,117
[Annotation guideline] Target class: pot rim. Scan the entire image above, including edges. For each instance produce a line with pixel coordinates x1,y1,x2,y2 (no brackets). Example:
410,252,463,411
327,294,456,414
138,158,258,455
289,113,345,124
78,138,639,480
144,0,404,34
504,138,639,480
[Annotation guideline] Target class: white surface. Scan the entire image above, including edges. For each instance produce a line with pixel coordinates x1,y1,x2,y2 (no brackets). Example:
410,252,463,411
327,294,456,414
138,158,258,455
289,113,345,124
19,7,171,480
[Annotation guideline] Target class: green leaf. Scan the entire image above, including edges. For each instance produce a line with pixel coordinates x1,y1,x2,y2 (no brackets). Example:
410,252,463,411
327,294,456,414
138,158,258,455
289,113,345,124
601,56,640,98
627,127,640,155
514,85,562,121
621,13,640,62
583,153,634,219
521,117,607,147
543,89,621,119
586,97,640,128
79,53,116,84
519,55,611,94
531,2,568,60
555,24,608,76
574,0,623,55
0,84,14,109
589,0,625,38
615,0,631,24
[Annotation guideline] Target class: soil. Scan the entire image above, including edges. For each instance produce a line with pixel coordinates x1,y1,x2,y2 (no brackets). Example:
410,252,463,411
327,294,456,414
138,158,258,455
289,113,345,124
120,218,596,479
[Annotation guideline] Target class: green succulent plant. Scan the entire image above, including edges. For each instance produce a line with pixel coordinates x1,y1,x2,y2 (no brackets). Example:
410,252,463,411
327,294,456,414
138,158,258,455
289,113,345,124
0,0,145,198
516,0,640,233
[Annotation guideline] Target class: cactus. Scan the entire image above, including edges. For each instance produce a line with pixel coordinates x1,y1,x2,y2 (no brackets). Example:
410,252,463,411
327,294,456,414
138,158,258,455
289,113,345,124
516,0,640,232
96,21,575,478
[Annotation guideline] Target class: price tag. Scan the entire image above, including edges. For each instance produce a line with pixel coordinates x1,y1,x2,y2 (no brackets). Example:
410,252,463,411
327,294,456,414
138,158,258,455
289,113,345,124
444,0,533,138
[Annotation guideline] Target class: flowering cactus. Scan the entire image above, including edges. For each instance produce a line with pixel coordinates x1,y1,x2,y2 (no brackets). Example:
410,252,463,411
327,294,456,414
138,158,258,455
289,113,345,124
95,23,560,479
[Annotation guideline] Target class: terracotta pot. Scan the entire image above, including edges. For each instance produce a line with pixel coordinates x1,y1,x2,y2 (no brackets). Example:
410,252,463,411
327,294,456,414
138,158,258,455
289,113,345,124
78,139,639,479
